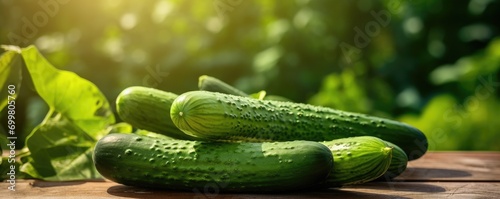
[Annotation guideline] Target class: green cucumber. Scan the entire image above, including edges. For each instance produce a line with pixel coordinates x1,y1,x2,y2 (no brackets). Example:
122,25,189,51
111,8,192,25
198,75,249,97
116,86,196,140
199,75,293,102
377,141,408,180
320,136,393,186
93,133,333,192
170,91,427,160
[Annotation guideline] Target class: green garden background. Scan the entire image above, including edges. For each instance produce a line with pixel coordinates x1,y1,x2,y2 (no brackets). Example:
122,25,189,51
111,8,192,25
1,0,499,150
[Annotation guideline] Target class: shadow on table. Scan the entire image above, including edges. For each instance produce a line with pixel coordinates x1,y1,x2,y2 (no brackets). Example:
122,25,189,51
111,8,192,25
107,185,413,199
346,182,446,193
396,167,472,180
105,168,459,198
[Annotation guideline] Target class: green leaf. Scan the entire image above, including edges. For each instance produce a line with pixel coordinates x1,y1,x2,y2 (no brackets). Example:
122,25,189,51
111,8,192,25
0,129,30,180
20,45,114,138
0,48,22,111
20,117,101,181
0,157,29,181
1,45,117,180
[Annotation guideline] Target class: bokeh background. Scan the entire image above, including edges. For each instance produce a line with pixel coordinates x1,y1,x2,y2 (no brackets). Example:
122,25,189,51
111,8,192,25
1,0,499,150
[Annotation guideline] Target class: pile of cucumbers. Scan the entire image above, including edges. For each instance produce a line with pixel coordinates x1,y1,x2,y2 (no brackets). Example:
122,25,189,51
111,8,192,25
93,75,428,193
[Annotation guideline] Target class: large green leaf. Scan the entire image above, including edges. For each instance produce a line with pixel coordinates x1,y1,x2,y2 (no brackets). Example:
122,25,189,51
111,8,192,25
0,47,22,111
1,45,117,180
20,45,114,138
19,121,131,180
20,117,100,180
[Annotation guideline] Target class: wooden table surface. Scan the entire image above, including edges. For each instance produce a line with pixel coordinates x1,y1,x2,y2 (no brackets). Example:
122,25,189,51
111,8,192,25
2,151,500,198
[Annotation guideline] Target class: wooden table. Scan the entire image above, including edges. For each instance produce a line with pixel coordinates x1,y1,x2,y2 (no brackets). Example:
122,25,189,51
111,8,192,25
3,152,500,198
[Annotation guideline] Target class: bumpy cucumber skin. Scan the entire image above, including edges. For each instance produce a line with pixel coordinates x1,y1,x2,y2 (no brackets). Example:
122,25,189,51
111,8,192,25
198,75,249,97
170,91,427,160
116,86,197,140
93,133,333,193
320,136,393,186
377,141,408,180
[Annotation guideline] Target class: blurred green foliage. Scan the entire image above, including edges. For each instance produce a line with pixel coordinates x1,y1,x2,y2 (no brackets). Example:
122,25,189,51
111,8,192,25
400,38,500,151
0,0,499,150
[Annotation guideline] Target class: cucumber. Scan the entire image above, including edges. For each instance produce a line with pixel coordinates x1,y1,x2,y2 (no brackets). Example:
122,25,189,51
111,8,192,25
170,91,427,160
93,133,333,193
199,75,293,102
377,141,408,180
116,86,197,140
198,75,249,97
320,136,393,186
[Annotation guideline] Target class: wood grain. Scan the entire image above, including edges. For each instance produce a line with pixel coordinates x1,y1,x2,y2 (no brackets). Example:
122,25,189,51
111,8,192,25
395,152,500,182
2,152,500,198
5,181,500,199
